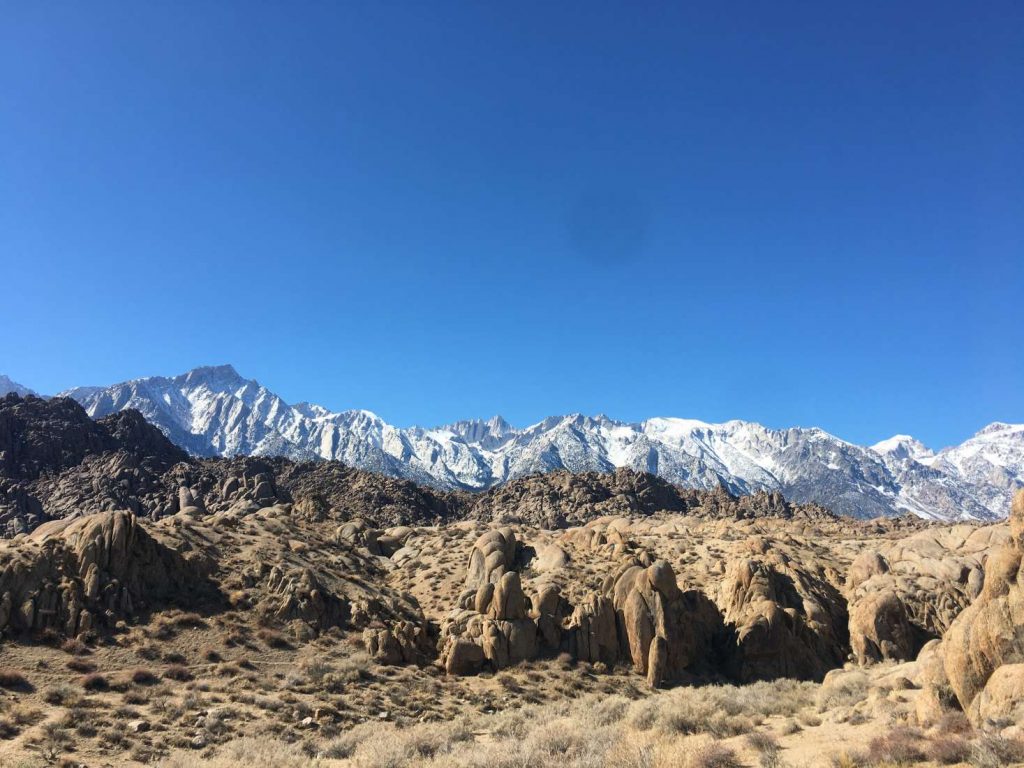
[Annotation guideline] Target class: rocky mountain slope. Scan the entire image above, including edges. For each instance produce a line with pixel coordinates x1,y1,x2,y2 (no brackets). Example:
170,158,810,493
0,375,34,397
0,393,188,535
0,392,854,536
42,364,1020,521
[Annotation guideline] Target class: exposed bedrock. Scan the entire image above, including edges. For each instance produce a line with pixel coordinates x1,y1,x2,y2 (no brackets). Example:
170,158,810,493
0,510,213,638
931,491,1024,727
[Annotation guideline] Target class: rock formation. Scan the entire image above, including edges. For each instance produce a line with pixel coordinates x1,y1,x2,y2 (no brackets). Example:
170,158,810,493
935,490,1024,727
719,537,848,682
0,510,210,637
846,525,999,664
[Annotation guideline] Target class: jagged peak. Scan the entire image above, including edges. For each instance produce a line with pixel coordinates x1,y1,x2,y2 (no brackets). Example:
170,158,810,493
176,364,245,385
972,422,1024,439
0,374,36,397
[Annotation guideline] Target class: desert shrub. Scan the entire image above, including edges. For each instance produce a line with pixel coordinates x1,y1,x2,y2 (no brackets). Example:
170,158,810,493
132,668,160,685
173,611,207,628
42,684,81,707
157,736,312,767
123,690,148,705
926,734,971,765
61,637,89,655
136,642,162,660
830,751,869,768
0,668,32,691
817,671,869,710
163,664,193,682
935,709,972,735
81,673,109,691
257,628,292,649
969,735,1024,768
747,731,781,768
671,736,742,768
584,695,631,728
66,657,97,673
867,727,926,765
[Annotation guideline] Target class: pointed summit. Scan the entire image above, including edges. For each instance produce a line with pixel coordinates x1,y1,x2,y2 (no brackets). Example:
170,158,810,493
871,434,934,462
0,375,36,397
175,364,247,391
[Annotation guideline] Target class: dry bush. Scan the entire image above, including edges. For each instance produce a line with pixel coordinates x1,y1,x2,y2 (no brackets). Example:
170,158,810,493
132,667,160,685
934,709,972,735
0,703,44,739
0,668,31,691
347,720,475,766
830,752,868,768
969,735,1024,768
926,734,971,765
60,637,89,655
628,683,808,740
163,664,193,682
866,727,926,765
817,671,869,711
172,611,208,628
81,672,109,691
157,736,314,767
680,736,742,768
257,628,292,649
66,657,96,673
747,731,782,768
42,683,81,707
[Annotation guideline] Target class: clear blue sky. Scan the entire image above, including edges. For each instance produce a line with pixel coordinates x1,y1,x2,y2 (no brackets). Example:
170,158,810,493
2,2,1021,449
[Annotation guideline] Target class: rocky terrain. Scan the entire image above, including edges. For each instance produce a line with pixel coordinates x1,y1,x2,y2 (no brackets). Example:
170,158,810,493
0,393,1022,767
14,363,1016,521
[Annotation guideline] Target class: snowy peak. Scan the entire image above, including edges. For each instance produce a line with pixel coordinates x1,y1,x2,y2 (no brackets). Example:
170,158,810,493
871,434,935,463
0,375,35,397
172,364,247,392
443,416,516,450
41,364,1024,522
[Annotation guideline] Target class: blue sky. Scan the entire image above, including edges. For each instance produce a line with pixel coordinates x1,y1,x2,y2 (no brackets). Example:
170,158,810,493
1,2,1021,448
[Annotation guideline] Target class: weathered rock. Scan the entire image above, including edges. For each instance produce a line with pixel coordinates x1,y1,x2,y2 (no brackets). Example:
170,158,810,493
466,528,518,587
647,635,669,688
848,590,915,664
938,491,1024,725
719,544,848,682
974,663,1024,728
847,524,1001,664
606,558,721,682
336,519,381,555
567,593,619,666
531,583,568,650
0,511,212,637
363,621,433,666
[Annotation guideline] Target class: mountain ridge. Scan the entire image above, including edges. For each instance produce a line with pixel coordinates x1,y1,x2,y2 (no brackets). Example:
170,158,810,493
3,363,1012,522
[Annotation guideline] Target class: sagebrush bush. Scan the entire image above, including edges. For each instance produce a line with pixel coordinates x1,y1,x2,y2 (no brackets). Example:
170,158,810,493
0,668,31,691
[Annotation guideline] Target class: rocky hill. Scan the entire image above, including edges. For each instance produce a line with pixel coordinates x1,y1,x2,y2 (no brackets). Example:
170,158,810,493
45,364,1022,521
0,394,1022,766
0,393,187,535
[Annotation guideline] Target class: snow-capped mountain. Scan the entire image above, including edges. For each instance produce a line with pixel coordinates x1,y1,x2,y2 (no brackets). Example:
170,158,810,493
0,375,35,397
56,365,1022,522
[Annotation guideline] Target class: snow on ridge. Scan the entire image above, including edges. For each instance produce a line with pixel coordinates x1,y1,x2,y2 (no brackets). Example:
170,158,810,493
54,365,1024,522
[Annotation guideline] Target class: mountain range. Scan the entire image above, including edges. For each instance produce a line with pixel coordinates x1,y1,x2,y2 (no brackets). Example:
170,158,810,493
2,365,1020,521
